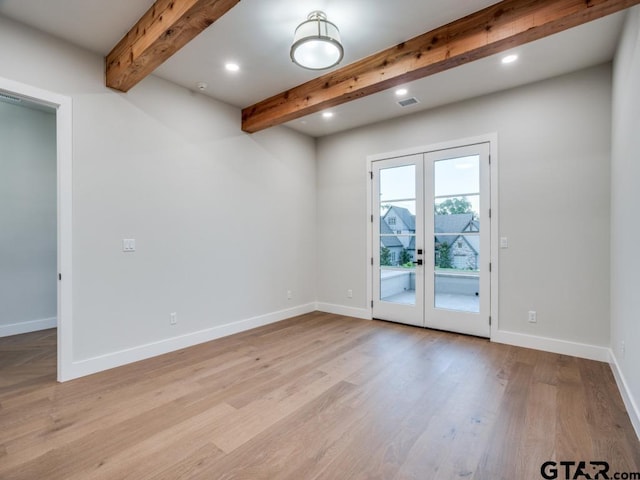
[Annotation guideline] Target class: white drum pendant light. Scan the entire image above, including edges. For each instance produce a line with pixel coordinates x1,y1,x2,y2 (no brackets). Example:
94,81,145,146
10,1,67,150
290,11,344,70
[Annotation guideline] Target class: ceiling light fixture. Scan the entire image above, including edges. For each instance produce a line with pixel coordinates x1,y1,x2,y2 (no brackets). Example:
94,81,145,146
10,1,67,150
395,88,408,96
291,11,344,70
322,111,334,119
502,54,518,64
225,62,240,72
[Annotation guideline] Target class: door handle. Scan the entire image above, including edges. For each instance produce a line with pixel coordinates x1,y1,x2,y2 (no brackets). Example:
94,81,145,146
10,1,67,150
413,259,423,265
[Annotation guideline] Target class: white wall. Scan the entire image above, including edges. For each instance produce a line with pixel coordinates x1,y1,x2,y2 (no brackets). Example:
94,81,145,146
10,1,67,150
317,64,612,350
0,15,316,375
0,101,57,336
611,5,640,435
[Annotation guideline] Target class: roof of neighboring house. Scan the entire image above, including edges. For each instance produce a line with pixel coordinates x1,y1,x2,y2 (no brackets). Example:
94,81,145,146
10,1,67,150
380,220,403,248
434,213,474,235
384,206,415,231
435,213,475,247
435,213,480,253
381,210,479,251
435,234,455,247
435,234,479,254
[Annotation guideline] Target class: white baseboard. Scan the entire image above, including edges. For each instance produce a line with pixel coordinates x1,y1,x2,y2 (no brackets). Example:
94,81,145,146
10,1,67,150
60,303,316,381
609,350,640,441
491,329,610,362
315,302,372,320
0,317,57,337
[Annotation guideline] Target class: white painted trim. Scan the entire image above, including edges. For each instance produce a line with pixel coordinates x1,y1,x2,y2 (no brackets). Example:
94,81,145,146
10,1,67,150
0,317,57,337
488,135,500,339
56,92,73,384
365,160,373,321
492,329,610,362
61,303,317,381
367,133,499,162
316,302,372,320
609,350,640,441
366,133,499,337
0,76,73,383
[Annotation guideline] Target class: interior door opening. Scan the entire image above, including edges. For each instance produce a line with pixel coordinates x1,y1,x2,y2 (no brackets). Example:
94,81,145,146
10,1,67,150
0,93,58,377
0,77,72,381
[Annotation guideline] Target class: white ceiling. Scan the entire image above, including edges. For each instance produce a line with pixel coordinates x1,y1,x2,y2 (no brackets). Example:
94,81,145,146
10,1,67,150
0,1,627,137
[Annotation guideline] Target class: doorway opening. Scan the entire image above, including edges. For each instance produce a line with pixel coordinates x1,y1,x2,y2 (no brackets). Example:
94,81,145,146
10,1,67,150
0,77,72,381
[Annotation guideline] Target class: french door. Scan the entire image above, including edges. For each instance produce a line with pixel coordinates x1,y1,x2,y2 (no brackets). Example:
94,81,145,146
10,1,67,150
372,143,491,337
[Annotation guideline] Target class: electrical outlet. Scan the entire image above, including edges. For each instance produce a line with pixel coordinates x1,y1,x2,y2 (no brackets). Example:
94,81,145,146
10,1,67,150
170,312,177,325
347,289,353,298
287,290,292,300
528,310,537,323
500,237,509,249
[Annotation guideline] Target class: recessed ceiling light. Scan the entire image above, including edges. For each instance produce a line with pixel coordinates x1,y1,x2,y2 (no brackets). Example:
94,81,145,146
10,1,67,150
395,88,408,96
225,62,240,72
322,112,334,119
502,54,518,64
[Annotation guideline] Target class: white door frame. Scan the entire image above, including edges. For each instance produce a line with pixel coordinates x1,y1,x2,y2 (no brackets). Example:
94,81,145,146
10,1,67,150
424,143,491,337
366,133,499,338
371,154,425,327
0,76,73,381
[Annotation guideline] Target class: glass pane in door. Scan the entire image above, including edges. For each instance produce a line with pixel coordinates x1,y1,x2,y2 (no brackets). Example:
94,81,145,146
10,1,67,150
434,155,479,196
380,165,415,201
433,156,481,313
379,165,416,305
379,238,416,305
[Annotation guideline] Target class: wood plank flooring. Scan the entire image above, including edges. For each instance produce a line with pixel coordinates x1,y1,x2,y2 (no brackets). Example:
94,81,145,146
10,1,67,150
1,312,639,479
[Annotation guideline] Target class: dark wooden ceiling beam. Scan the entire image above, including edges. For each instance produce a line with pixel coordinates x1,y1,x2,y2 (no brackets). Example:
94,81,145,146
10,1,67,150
242,0,639,133
106,0,240,92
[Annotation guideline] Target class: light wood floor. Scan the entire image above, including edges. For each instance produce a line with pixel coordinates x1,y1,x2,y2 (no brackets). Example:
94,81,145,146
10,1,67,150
1,312,639,480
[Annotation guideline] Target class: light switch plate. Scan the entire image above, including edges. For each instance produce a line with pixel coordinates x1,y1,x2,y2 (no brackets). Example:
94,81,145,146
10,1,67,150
122,238,136,252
